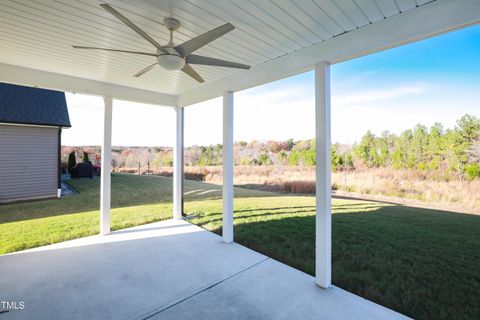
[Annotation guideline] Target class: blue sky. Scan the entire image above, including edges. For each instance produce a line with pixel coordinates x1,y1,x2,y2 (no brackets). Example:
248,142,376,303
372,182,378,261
63,24,480,146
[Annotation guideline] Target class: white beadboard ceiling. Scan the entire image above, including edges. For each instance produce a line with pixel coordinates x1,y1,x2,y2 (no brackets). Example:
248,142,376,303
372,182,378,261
0,0,436,98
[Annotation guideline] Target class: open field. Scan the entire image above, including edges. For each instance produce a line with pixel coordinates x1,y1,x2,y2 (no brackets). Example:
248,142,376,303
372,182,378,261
129,165,480,214
1,174,479,319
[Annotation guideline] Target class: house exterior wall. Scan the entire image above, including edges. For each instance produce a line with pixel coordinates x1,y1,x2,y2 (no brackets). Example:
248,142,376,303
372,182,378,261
0,124,58,203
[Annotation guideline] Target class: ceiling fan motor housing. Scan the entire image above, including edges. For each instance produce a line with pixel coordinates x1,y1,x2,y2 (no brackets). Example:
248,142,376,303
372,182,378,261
157,48,185,70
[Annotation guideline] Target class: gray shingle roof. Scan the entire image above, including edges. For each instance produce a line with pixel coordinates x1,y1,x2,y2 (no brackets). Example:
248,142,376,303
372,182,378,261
0,82,71,127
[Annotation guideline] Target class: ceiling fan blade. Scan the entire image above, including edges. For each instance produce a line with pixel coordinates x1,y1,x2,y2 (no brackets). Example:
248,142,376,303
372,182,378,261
72,46,157,57
133,63,157,77
99,4,166,52
175,23,235,56
181,64,204,83
186,54,250,69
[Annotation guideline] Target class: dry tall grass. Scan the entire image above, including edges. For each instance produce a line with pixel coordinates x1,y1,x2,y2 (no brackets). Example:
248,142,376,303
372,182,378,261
117,165,480,213
331,168,480,212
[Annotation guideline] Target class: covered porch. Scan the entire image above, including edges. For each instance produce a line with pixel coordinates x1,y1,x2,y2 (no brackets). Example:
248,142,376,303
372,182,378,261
0,219,407,320
1,0,479,318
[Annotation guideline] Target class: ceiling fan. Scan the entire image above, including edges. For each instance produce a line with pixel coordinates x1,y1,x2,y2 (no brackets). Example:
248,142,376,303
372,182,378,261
72,3,251,83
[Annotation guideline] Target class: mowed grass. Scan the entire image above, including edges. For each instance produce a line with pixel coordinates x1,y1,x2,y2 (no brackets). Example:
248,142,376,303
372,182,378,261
1,174,479,319
0,174,269,253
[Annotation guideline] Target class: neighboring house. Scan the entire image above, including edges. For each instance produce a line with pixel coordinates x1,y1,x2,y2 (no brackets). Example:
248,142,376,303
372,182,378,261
0,82,71,203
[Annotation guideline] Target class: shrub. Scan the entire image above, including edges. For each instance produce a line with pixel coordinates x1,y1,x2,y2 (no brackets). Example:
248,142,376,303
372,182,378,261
238,158,250,165
277,150,288,164
83,151,89,163
331,145,344,171
288,150,299,165
67,151,76,173
465,163,480,180
428,159,440,170
257,152,271,166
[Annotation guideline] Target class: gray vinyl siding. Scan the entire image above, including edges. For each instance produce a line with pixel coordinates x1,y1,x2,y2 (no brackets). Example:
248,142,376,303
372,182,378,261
0,124,58,203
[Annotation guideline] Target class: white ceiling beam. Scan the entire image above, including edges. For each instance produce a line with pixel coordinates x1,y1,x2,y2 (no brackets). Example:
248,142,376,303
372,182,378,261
0,63,177,107
177,0,480,107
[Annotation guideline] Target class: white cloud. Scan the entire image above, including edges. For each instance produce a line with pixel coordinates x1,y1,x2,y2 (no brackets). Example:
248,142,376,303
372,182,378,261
332,83,436,107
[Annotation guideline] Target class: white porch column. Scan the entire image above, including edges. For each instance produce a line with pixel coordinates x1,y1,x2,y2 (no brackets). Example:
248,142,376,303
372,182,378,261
100,96,113,235
173,106,184,219
222,91,234,243
315,62,332,288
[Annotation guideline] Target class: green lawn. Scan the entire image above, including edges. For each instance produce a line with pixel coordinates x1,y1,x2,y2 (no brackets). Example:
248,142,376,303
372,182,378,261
1,174,479,319
0,174,268,253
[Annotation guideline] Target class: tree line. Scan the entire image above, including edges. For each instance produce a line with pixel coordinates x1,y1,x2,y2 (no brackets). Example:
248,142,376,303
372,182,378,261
61,114,480,180
182,114,480,179
350,114,480,179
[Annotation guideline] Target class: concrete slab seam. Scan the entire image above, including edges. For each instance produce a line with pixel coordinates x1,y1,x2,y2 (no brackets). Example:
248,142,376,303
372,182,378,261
137,257,271,320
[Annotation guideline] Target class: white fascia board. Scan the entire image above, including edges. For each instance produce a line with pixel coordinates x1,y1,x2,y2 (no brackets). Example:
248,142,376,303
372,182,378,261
177,0,480,107
0,122,59,129
0,63,177,107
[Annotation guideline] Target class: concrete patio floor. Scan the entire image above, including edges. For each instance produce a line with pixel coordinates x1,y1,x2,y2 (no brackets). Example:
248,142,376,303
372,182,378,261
0,219,409,320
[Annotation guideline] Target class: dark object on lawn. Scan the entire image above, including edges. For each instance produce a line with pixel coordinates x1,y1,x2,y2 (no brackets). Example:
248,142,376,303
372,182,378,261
69,166,77,178
93,164,101,176
70,162,94,179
